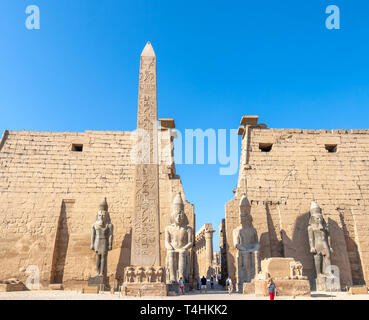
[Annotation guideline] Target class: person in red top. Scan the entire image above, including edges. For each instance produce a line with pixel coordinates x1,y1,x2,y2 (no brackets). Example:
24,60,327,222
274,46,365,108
267,278,276,300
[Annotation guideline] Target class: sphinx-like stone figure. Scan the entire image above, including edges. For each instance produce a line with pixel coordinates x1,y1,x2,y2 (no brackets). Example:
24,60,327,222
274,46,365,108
232,196,259,291
165,192,193,284
90,198,113,277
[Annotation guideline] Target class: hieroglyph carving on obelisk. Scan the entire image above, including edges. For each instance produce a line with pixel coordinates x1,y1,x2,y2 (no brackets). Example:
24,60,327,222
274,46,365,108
131,42,161,266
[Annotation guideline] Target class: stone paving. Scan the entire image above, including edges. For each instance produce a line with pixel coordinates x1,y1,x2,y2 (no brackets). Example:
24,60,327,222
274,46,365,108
1,287,368,300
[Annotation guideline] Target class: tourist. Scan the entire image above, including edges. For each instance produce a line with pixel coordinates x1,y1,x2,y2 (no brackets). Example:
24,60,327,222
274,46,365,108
200,275,207,293
210,276,214,289
226,277,233,294
267,278,276,300
179,277,185,294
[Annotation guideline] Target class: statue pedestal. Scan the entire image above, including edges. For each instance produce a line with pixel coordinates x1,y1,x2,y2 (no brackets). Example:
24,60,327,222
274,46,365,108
316,274,327,291
121,282,168,297
237,283,245,293
250,257,311,296
316,274,341,292
348,286,368,295
167,283,190,294
0,282,26,292
253,279,311,296
122,266,167,296
243,282,255,294
88,275,110,291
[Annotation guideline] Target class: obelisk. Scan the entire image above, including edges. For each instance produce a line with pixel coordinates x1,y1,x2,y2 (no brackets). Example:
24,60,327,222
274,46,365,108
131,42,161,266
122,42,167,296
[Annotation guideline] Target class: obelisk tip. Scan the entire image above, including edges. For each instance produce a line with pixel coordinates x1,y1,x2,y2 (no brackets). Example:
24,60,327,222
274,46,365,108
141,42,155,57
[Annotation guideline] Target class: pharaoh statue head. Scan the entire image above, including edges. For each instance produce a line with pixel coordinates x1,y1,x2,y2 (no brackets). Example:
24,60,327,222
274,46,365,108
239,195,252,228
171,192,188,227
309,201,326,229
95,197,110,226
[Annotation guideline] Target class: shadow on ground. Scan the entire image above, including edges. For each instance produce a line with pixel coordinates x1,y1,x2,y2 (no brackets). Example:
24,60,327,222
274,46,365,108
311,293,335,298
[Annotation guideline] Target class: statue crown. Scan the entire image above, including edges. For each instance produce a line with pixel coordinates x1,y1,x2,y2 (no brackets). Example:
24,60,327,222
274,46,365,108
310,201,322,216
239,195,251,209
172,192,184,211
99,197,108,211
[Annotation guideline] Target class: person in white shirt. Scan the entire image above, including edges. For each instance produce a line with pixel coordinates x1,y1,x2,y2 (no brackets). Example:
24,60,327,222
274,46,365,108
226,277,233,294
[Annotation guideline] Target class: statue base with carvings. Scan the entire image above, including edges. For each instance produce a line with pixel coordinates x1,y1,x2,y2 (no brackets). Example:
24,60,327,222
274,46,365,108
252,278,311,297
121,282,168,297
167,283,190,295
121,266,168,296
246,257,311,297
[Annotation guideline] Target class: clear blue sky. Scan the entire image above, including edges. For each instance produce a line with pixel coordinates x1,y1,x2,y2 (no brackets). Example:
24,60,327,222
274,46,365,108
1,1,369,250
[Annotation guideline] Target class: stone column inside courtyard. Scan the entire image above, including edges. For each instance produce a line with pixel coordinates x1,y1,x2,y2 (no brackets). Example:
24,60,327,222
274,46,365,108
205,227,215,271
195,224,215,278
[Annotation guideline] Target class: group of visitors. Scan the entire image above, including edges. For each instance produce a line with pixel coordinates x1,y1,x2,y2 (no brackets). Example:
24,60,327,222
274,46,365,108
193,274,218,293
184,275,277,300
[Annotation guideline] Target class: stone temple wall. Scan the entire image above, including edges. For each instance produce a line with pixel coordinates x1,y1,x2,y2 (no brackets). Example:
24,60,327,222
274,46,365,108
0,128,195,289
226,116,369,290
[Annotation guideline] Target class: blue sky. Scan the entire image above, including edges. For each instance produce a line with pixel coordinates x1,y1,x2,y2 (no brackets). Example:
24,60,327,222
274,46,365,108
1,1,369,250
